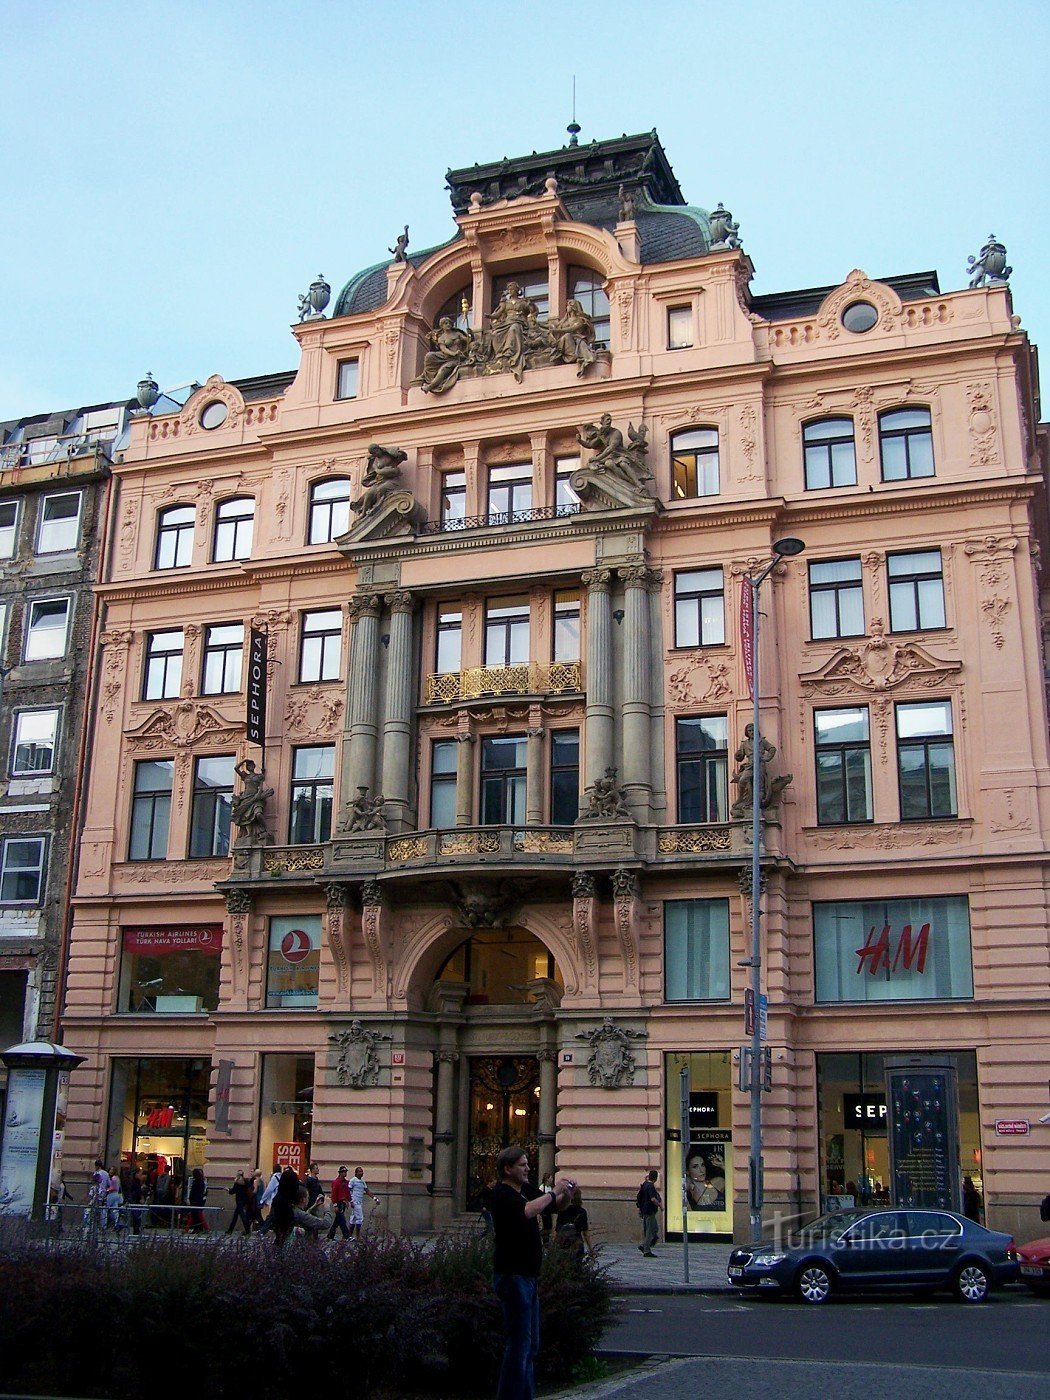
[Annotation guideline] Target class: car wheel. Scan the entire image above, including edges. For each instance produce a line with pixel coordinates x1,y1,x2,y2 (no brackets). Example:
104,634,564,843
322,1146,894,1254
954,1262,990,1304
796,1263,834,1305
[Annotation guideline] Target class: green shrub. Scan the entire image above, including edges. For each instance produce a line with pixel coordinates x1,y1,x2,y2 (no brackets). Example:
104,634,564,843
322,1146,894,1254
0,1227,611,1398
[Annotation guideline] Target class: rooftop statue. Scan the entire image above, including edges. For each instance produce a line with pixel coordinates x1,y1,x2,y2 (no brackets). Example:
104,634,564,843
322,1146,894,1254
418,318,473,394
487,281,534,382
708,203,741,250
573,415,653,508
351,444,410,517
617,183,636,221
388,225,410,263
967,234,1012,288
549,300,598,376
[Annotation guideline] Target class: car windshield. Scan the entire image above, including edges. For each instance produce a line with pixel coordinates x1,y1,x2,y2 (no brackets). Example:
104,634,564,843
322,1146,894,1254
793,1210,864,1243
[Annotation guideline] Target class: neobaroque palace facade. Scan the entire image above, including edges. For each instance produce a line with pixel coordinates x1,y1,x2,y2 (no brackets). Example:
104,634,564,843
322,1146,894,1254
58,132,1049,1240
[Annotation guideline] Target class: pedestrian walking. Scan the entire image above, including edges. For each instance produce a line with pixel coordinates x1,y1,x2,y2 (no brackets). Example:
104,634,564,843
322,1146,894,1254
489,1144,576,1400
554,1186,594,1258
256,1167,282,1236
304,1162,325,1217
636,1168,661,1257
270,1166,326,1247
105,1168,123,1230
327,1165,352,1240
348,1166,380,1239
186,1166,209,1232
125,1169,146,1236
225,1170,255,1235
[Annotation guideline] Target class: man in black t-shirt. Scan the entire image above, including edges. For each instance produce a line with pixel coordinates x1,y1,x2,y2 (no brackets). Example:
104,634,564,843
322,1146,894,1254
490,1145,576,1400
637,1169,661,1257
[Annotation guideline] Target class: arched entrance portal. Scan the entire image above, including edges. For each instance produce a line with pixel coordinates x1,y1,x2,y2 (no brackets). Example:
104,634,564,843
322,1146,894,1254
431,927,562,1214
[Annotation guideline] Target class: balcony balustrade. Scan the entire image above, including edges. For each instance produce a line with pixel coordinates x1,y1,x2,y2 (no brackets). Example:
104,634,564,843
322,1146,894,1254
424,660,582,704
418,504,580,535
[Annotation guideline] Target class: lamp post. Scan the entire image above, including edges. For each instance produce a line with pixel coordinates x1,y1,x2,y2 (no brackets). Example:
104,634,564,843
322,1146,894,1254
745,536,805,1244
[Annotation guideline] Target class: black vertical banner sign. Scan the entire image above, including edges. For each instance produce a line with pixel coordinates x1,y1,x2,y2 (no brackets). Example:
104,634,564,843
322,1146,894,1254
247,629,267,745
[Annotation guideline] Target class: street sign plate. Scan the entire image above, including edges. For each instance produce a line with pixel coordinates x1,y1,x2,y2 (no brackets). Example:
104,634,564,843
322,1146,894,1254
994,1119,1030,1135
745,988,755,1036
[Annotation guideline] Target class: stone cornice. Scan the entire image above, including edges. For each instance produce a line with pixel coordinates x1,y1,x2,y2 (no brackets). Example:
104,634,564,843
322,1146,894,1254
785,478,1036,528
98,554,349,601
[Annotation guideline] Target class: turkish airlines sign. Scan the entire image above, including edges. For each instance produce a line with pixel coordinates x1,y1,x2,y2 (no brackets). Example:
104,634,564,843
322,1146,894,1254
123,925,223,956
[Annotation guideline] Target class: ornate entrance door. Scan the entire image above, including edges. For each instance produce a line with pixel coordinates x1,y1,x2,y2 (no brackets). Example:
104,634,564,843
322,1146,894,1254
467,1056,540,1208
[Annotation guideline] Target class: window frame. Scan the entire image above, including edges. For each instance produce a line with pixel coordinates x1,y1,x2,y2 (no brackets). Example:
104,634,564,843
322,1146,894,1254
803,417,858,491
554,456,581,516
435,605,463,674
154,504,195,570
212,495,255,563
808,557,865,640
0,499,19,559
491,270,549,321
549,728,580,826
128,759,173,862
188,754,235,858
0,835,47,904
552,591,581,663
566,265,610,346
299,609,343,684
673,568,725,649
479,734,528,825
142,629,184,701
879,407,935,482
10,706,61,777
36,490,83,554
896,699,958,821
335,357,360,400
200,622,244,695
486,463,533,524
288,745,335,845
814,706,873,825
308,478,352,544
675,715,729,824
671,427,720,500
429,738,458,829
664,898,731,1002
887,550,946,633
667,305,693,350
440,470,467,528
23,596,71,661
484,597,530,667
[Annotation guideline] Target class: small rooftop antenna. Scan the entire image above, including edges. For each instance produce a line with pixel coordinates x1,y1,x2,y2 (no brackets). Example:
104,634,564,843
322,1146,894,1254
567,77,580,147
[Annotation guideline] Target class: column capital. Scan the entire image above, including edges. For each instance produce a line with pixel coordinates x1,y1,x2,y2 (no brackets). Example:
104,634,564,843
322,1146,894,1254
581,567,612,592
536,1046,559,1064
385,590,415,615
349,592,383,621
361,878,384,907
324,881,351,909
224,887,253,915
434,1049,460,1065
620,565,661,590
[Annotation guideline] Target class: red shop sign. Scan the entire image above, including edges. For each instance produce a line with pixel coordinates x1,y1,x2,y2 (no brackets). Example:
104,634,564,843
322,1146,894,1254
123,925,224,956
273,1141,307,1174
994,1119,1030,1136
855,923,930,977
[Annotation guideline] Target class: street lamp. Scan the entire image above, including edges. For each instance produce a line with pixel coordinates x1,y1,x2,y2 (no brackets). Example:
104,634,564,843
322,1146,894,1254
745,536,804,1244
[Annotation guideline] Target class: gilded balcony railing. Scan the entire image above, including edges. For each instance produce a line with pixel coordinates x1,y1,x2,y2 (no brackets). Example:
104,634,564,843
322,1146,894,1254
423,660,582,704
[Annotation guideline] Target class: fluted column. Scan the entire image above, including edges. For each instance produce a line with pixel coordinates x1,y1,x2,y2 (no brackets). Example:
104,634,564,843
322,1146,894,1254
582,568,613,793
619,566,658,819
341,592,382,812
455,732,475,826
537,1046,558,1183
526,727,544,824
380,590,416,831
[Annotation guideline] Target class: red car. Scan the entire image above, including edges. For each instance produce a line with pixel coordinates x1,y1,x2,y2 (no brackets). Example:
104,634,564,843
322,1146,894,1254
1017,1236,1050,1295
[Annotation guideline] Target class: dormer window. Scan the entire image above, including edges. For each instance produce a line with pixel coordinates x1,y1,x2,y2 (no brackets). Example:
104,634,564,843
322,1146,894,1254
438,286,472,331
492,271,548,321
567,267,610,346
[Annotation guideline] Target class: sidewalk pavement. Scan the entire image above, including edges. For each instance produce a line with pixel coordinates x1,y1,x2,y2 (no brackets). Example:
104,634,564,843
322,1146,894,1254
597,1240,731,1293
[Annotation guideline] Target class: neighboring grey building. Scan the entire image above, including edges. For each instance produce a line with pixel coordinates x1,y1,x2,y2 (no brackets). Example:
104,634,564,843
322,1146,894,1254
0,400,132,1071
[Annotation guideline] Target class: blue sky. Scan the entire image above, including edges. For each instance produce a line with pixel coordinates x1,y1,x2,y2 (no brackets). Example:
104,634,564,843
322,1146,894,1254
2,0,1047,420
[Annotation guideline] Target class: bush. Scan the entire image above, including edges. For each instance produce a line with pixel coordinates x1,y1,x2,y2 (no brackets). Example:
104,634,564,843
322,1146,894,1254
0,1227,611,1398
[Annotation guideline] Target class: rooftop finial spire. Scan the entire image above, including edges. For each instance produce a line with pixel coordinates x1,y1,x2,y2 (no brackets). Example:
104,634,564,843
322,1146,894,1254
567,75,580,147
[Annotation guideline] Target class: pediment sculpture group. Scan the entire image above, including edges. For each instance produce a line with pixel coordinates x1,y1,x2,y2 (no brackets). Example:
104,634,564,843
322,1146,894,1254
415,281,607,393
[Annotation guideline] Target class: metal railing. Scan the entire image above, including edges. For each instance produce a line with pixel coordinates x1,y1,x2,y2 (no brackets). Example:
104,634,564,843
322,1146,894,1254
418,504,580,535
1,434,113,470
424,660,582,703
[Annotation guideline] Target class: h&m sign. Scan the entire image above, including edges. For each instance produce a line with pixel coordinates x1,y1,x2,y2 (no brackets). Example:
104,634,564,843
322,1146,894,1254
856,923,930,977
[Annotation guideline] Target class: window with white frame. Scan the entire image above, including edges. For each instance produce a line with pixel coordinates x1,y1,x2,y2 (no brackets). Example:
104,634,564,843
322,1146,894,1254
201,623,243,694
0,500,19,558
803,418,857,490
664,899,731,1001
336,358,360,400
667,305,693,349
10,709,59,776
0,837,46,903
143,630,184,701
154,504,195,569
809,558,865,639
24,597,71,661
671,428,719,499
213,497,255,563
308,478,352,544
673,569,725,647
36,491,82,553
299,610,342,683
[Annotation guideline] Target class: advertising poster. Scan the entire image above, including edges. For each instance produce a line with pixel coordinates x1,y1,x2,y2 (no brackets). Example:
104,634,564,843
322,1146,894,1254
45,1069,70,1217
266,915,321,1008
0,1067,47,1216
886,1065,960,1211
666,1128,734,1236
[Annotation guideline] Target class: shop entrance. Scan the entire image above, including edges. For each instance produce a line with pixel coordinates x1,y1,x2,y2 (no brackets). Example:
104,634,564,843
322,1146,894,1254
466,1056,540,1209
107,1057,211,1205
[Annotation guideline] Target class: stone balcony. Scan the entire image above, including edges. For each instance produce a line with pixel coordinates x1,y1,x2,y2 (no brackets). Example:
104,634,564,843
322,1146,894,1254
423,661,583,704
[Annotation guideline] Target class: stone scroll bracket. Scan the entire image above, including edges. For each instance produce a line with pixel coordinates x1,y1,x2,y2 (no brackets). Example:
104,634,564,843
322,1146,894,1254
359,879,390,1003
324,882,353,1000
611,868,640,993
222,888,253,1008
570,871,601,1002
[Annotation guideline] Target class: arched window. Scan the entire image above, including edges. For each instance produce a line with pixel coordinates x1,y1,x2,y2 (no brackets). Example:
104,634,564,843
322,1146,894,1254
671,427,719,499
437,285,472,331
213,496,255,562
879,407,934,481
436,929,561,1004
154,504,195,570
491,270,549,320
803,417,857,490
567,266,610,346
308,478,351,544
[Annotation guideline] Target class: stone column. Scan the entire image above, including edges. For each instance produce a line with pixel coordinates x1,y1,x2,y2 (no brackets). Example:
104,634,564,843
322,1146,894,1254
526,727,544,824
432,1048,459,1219
619,566,658,820
537,1045,558,1183
380,590,416,831
341,592,382,811
581,568,613,793
455,732,475,827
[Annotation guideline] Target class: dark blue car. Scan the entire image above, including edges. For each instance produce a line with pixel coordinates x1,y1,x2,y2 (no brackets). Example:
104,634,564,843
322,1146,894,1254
728,1208,1018,1304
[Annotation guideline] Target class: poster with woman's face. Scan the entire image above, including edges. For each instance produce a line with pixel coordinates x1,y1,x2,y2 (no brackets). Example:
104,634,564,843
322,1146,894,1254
665,1127,733,1236
684,1141,727,1212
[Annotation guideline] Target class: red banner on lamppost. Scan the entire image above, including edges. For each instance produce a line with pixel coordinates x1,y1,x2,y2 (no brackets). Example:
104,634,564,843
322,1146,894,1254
740,578,755,699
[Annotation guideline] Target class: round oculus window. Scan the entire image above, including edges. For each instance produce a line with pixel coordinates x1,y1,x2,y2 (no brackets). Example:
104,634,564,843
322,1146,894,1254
199,399,229,430
841,300,879,334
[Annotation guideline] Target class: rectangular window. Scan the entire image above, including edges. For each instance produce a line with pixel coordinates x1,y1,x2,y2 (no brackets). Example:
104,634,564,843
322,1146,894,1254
336,358,359,399
674,569,725,648
554,456,581,516
896,700,957,820
815,707,872,824
888,550,945,632
213,497,254,563
128,759,173,860
667,305,693,349
480,734,527,824
436,605,462,674
10,708,59,776
809,558,864,639
201,623,243,694
440,471,467,527
299,609,342,683
36,491,82,553
550,729,580,825
676,716,728,823
0,837,46,903
485,597,530,667
665,899,731,1000
154,505,195,570
189,755,235,857
266,914,321,1009
671,429,719,499
0,500,17,559
567,267,610,346
487,464,532,523
814,896,972,1003
879,408,934,481
803,418,857,491
118,925,222,1013
553,591,580,663
289,746,334,844
143,630,184,700
308,479,351,544
430,739,458,828
24,597,71,661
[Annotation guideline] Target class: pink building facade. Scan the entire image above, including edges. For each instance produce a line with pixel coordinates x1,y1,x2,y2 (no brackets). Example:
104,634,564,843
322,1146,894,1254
60,133,1050,1241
